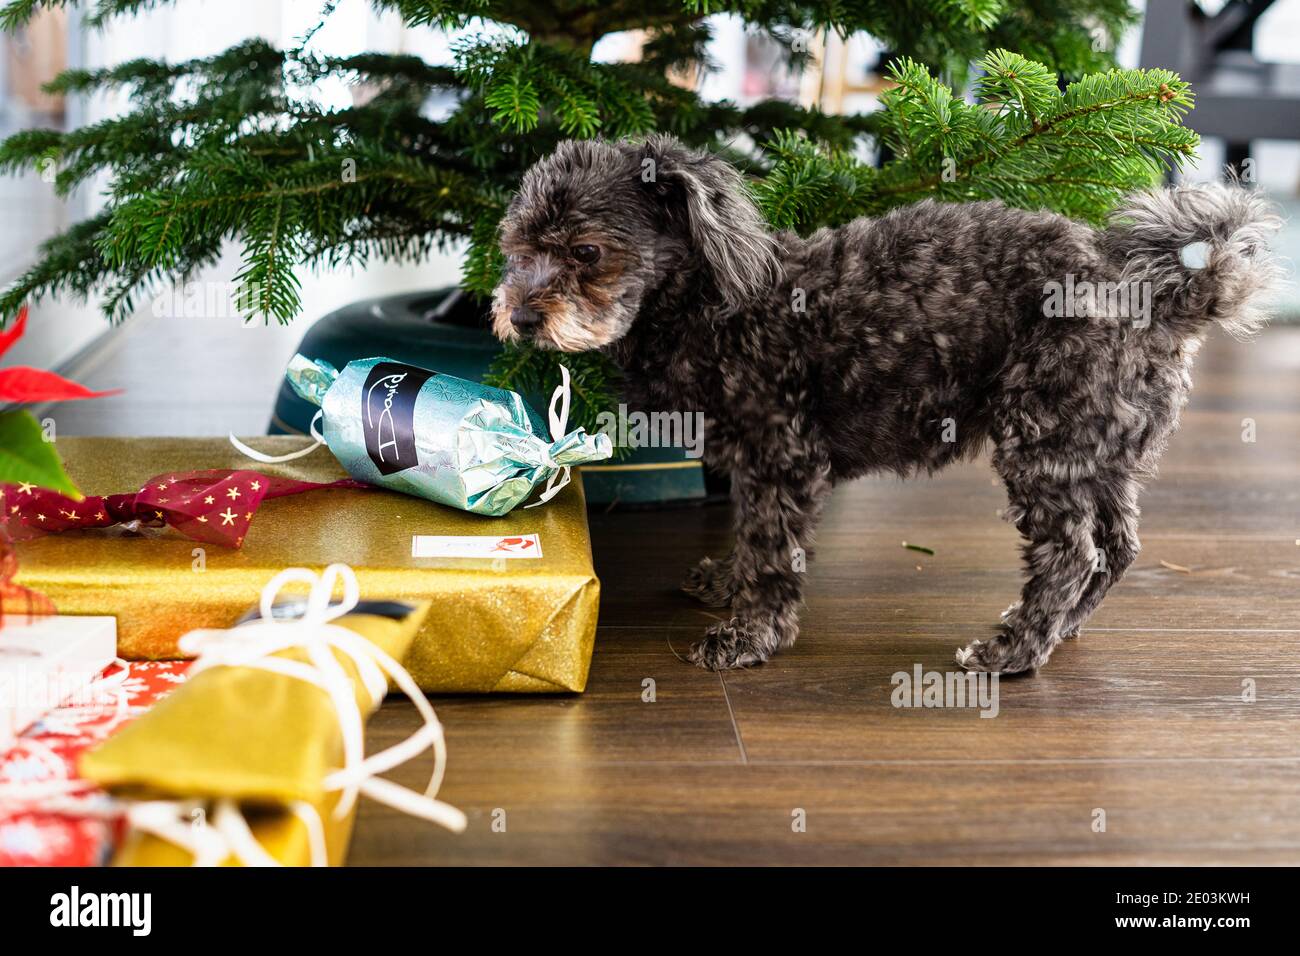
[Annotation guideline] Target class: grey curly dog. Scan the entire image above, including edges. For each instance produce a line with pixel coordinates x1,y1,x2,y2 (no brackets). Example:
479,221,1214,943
491,135,1282,674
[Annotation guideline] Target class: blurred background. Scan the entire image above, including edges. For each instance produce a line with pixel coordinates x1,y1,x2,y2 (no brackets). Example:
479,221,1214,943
3,0,1297,432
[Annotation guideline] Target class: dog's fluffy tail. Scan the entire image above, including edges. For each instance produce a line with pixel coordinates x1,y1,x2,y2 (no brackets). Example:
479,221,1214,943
1104,183,1284,339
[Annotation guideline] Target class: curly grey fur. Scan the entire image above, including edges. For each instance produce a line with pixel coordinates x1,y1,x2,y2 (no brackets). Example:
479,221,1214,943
493,136,1283,674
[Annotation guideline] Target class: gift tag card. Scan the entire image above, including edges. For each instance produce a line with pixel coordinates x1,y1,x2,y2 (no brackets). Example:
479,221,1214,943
412,533,543,559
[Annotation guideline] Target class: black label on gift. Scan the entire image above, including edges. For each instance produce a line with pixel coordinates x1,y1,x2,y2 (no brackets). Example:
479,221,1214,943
361,361,434,475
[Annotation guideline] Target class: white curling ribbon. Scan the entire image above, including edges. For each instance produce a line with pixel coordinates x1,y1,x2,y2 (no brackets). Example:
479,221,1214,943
229,409,326,464
126,563,465,867
525,363,574,508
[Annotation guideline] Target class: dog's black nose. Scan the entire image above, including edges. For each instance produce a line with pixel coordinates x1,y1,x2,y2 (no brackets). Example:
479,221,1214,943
511,306,544,331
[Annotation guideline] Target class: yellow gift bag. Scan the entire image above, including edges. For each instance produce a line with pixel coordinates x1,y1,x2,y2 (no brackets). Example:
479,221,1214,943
80,564,466,866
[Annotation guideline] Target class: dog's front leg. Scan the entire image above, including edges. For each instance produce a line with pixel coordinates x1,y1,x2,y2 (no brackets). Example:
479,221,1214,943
682,551,736,607
688,447,832,669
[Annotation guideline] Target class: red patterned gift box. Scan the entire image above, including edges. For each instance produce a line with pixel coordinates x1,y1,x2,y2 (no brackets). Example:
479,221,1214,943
0,659,190,867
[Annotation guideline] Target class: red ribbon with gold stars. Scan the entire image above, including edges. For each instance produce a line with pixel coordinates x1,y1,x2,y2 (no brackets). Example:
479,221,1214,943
0,470,366,549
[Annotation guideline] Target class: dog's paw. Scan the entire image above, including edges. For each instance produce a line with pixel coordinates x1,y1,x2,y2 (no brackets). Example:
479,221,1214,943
681,555,736,607
1060,625,1081,641
955,634,1046,675
688,618,771,670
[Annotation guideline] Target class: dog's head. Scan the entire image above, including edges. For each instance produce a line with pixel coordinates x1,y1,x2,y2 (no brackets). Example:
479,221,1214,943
491,135,780,351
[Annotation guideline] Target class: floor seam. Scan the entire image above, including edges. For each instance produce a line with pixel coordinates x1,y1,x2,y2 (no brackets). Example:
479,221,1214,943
745,756,1300,766
717,672,749,766
600,624,1300,633
428,756,1300,768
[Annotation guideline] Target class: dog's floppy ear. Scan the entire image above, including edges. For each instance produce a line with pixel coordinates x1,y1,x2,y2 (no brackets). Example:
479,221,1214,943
627,134,781,310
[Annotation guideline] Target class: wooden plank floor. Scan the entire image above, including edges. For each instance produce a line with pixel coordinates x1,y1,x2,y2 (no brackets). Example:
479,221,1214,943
43,320,1300,864
349,326,1300,866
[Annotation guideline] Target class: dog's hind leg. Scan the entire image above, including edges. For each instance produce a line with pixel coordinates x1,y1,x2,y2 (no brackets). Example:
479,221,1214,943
687,447,833,670
1059,475,1142,638
957,476,1099,674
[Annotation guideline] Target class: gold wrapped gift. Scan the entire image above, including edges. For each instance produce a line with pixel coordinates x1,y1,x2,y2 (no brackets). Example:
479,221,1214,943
83,567,463,866
13,437,601,692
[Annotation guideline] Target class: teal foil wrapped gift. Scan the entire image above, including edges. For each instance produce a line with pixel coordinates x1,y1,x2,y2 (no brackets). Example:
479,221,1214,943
243,355,611,516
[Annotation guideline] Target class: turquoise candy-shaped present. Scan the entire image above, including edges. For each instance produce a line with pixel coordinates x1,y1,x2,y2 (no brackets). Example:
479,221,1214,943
272,355,611,516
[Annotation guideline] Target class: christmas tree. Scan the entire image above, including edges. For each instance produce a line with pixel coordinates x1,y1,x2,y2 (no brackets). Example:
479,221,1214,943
0,0,1198,428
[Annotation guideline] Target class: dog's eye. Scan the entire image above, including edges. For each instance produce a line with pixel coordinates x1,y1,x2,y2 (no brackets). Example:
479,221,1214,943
571,244,601,265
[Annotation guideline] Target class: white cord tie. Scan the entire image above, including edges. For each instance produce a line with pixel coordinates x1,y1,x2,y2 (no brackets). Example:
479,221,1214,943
229,409,326,463
525,364,574,508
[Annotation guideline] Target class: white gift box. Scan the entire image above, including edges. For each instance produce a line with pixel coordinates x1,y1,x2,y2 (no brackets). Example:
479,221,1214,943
0,616,117,750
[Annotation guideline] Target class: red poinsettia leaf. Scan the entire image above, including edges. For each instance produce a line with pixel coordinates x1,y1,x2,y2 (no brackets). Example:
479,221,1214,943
0,306,27,361
0,367,122,403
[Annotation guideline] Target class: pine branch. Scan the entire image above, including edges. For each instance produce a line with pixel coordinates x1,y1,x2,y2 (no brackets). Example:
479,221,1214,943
754,51,1198,232
0,2,1170,433
484,344,624,452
